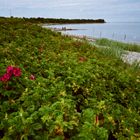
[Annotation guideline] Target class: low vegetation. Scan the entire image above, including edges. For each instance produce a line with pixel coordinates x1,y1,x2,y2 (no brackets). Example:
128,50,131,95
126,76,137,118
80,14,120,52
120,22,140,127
0,18,140,140
96,38,140,52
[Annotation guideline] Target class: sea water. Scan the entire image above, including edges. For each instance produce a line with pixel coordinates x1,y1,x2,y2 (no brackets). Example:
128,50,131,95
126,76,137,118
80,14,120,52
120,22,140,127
45,22,140,43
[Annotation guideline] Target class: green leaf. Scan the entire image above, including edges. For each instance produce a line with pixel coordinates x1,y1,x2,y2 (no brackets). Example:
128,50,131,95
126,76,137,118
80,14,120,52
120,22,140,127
32,123,42,130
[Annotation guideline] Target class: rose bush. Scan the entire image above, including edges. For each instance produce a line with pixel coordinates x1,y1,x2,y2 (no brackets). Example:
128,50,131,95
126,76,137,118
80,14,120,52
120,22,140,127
0,17,140,140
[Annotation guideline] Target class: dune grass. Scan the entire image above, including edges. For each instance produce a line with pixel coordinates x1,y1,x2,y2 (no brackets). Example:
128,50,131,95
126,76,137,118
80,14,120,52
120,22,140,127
96,38,140,52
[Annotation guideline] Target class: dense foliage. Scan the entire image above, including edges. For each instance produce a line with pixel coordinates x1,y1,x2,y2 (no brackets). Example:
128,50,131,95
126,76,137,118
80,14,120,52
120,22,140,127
0,18,140,140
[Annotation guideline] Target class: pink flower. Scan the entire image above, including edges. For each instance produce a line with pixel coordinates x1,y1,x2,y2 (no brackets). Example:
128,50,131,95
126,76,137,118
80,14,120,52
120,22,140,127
13,67,22,77
30,74,35,80
0,66,22,83
0,73,11,82
6,66,14,76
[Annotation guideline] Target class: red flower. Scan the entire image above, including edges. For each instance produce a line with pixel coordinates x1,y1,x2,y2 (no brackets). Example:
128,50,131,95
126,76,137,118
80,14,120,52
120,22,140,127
0,73,11,82
6,66,14,76
0,66,22,83
30,74,35,80
13,67,22,77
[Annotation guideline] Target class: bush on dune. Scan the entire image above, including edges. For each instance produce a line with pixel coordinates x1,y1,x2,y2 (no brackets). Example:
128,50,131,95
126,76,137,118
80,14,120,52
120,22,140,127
0,18,140,140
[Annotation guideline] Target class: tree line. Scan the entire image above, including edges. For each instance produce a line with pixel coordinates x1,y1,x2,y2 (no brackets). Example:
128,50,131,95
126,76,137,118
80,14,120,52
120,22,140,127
0,16,105,24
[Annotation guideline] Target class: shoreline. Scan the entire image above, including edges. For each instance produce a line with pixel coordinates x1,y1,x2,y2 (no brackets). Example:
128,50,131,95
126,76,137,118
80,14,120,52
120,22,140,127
44,25,140,66
42,22,140,45
43,26,97,42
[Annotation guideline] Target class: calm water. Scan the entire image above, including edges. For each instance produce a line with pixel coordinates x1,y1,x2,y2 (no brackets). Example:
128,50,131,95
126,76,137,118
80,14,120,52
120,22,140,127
45,22,140,43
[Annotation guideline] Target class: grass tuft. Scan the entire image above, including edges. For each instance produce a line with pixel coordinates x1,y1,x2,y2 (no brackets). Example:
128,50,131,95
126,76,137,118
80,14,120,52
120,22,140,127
96,38,140,52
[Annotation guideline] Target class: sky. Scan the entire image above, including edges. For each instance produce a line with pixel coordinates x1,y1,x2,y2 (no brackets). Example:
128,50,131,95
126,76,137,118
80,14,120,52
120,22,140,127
0,0,140,22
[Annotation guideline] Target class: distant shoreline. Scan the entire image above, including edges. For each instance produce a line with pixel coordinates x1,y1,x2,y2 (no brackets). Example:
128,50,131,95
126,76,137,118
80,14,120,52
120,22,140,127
0,17,106,24
44,26,97,42
28,18,106,24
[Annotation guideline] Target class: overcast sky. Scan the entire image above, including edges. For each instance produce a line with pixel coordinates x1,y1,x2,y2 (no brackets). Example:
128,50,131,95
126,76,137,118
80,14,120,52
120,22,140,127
0,0,140,22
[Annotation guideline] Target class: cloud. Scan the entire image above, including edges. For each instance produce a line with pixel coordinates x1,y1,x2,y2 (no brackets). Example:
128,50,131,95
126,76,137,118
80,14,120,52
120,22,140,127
0,0,140,22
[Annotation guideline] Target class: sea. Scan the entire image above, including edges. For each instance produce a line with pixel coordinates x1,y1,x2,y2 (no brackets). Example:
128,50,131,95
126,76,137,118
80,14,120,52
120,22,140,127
44,22,140,44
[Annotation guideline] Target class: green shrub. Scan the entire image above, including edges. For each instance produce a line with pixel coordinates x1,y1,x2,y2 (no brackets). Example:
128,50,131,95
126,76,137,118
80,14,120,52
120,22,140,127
0,18,140,139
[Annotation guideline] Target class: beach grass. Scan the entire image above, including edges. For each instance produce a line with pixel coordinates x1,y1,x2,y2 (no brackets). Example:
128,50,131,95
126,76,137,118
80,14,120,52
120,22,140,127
96,38,140,52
